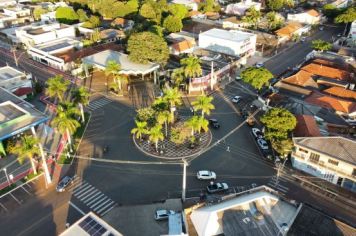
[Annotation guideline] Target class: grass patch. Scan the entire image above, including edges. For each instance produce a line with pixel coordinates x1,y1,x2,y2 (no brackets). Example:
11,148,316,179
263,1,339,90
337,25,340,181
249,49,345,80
0,184,16,195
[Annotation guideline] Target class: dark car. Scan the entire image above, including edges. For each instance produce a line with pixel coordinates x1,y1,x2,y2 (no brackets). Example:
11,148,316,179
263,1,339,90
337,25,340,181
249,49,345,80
56,176,74,192
207,182,229,193
209,119,220,129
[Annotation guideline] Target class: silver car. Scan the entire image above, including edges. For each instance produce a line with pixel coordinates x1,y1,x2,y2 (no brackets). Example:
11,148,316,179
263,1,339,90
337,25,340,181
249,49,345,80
56,176,74,192
197,170,217,180
154,209,175,220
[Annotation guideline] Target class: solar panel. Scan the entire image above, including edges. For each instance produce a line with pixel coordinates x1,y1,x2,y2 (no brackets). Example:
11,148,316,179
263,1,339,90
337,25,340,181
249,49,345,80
78,215,108,236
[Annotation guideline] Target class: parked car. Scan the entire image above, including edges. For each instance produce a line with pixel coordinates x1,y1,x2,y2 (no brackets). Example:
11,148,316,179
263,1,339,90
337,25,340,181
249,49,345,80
232,96,242,103
197,170,216,180
235,76,242,81
256,62,264,68
56,176,74,192
154,210,175,220
252,128,263,139
209,119,220,129
207,182,229,193
257,138,269,150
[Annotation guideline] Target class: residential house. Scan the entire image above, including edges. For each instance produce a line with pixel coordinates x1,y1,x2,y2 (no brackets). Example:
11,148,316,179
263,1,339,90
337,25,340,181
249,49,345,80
275,22,310,42
301,62,352,82
273,70,317,96
287,9,322,25
170,39,195,55
189,10,205,19
199,28,257,57
294,115,321,137
225,0,261,16
222,16,250,29
292,136,356,192
0,66,32,98
323,86,356,101
0,5,31,28
111,18,134,31
99,29,125,43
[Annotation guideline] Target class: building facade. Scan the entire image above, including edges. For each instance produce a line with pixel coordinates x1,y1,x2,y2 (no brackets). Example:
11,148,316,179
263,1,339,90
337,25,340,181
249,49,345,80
292,136,356,192
0,66,32,98
287,10,321,25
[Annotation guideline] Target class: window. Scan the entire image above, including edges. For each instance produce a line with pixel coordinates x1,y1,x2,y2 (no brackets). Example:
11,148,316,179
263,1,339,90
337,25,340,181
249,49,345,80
328,159,339,166
309,152,320,163
299,148,309,154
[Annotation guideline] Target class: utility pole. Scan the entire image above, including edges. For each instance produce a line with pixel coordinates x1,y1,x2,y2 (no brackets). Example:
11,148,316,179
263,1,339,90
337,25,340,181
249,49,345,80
182,159,188,202
3,168,11,186
12,47,18,67
275,156,288,186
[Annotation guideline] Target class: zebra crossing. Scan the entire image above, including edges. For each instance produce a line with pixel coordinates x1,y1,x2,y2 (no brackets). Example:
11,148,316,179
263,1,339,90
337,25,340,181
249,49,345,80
87,97,113,111
267,176,289,194
67,176,117,217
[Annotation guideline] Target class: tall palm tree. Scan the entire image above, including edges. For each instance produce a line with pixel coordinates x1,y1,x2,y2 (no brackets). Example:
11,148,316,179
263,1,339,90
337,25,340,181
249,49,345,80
171,67,185,87
10,135,40,175
181,56,202,93
148,125,164,152
105,60,121,89
196,116,209,134
131,120,148,140
51,108,80,152
186,116,200,136
191,94,215,117
71,87,90,122
163,87,182,121
157,110,173,137
45,75,70,104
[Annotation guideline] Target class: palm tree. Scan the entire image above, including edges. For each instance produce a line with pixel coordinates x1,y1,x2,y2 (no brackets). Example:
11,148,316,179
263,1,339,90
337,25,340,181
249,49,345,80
242,7,261,29
148,125,164,151
10,135,40,175
191,94,215,117
196,116,209,134
186,116,200,136
71,87,90,122
105,60,121,88
157,110,173,137
171,67,185,87
163,87,182,121
335,7,356,36
131,120,148,140
51,108,80,152
45,75,70,104
181,56,202,93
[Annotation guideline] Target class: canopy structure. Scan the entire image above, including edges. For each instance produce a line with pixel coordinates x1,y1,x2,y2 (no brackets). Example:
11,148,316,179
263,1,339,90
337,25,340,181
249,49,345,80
82,50,160,80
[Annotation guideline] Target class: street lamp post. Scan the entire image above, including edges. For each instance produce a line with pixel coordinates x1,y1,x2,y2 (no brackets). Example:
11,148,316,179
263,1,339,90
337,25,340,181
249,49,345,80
182,159,188,202
3,168,11,186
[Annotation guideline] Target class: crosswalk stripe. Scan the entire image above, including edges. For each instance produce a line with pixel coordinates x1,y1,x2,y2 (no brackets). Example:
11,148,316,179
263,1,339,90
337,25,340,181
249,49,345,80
74,184,93,196
87,98,113,111
89,196,108,208
96,202,115,214
79,189,100,201
72,182,89,193
99,204,117,216
92,199,113,212
75,186,96,199
86,193,105,205
83,191,102,204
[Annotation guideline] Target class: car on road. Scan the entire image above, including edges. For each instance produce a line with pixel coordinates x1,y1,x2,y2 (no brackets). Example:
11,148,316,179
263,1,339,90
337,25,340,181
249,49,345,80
207,182,229,193
337,33,342,37
208,119,220,129
154,210,175,220
56,176,74,192
300,37,306,42
252,128,263,139
256,62,264,68
232,96,242,103
197,170,216,180
257,138,269,150
235,76,242,81
319,26,324,31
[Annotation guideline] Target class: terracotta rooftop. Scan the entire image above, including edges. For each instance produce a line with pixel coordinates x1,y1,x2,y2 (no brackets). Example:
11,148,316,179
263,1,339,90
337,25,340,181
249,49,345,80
283,70,318,88
305,91,356,114
323,87,356,101
172,39,194,53
294,115,321,137
275,22,303,37
274,81,313,96
189,10,202,17
111,18,127,26
306,9,320,17
301,63,351,81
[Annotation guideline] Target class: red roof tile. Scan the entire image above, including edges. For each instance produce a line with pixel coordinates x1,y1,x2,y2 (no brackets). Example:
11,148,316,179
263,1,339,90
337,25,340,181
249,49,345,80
294,115,321,137
305,92,356,114
283,70,318,88
323,86,356,100
301,63,350,81
172,40,194,53
13,87,32,97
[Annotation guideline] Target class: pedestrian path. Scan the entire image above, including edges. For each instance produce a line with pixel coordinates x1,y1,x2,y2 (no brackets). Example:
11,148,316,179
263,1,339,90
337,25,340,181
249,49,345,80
87,97,113,111
67,176,117,217
267,176,289,194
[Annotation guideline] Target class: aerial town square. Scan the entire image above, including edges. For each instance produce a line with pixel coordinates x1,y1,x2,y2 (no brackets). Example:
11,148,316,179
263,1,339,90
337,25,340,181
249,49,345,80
0,0,355,235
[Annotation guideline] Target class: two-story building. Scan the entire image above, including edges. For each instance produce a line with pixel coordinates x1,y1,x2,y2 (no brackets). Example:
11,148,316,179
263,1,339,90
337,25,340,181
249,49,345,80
292,136,356,192
287,9,322,25
0,66,32,98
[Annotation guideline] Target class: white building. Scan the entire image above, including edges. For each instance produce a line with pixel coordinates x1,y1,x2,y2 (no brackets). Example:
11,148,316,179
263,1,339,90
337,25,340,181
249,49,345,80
40,11,56,23
0,5,31,28
225,0,261,16
331,0,351,9
0,66,32,98
15,22,76,47
287,9,321,25
3,5,30,18
199,28,256,57
292,136,356,193
348,20,356,39
28,37,82,71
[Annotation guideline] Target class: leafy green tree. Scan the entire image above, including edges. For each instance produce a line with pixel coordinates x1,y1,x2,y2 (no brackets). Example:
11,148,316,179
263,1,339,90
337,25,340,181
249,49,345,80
242,7,261,29
260,108,297,141
152,96,169,112
77,9,88,22
148,124,164,151
156,110,173,136
199,0,219,13
136,107,156,126
266,11,283,30
115,0,139,17
149,25,164,37
271,138,294,157
168,4,188,19
71,87,90,122
163,87,182,120
191,94,215,117
96,0,119,19
127,31,169,64
322,4,339,19
335,7,356,35
131,120,148,140
311,39,332,51
140,1,163,24
55,7,79,24
163,15,183,33
267,0,284,11
45,75,70,104
33,7,47,21
170,126,190,145
241,67,273,90
10,135,40,175
89,15,100,27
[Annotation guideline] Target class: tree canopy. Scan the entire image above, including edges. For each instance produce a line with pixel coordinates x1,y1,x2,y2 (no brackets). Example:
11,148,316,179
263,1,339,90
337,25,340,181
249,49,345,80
241,67,273,90
77,9,88,22
34,7,48,21
127,31,169,64
311,39,332,51
163,15,183,33
168,4,188,19
266,0,293,11
260,108,297,141
242,7,261,29
55,7,79,24
335,6,356,24
266,11,283,30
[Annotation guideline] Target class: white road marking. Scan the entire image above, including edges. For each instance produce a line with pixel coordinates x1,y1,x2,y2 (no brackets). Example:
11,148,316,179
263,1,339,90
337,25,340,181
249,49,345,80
69,201,85,215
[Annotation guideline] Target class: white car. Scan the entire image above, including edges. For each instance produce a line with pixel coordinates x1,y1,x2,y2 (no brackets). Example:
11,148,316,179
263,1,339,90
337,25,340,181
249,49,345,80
257,138,269,150
256,62,264,68
232,96,242,103
252,128,263,139
197,170,216,180
235,76,242,81
154,210,175,220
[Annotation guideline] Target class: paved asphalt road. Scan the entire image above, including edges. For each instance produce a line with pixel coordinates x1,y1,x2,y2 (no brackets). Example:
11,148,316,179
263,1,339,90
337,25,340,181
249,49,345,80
0,24,354,235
